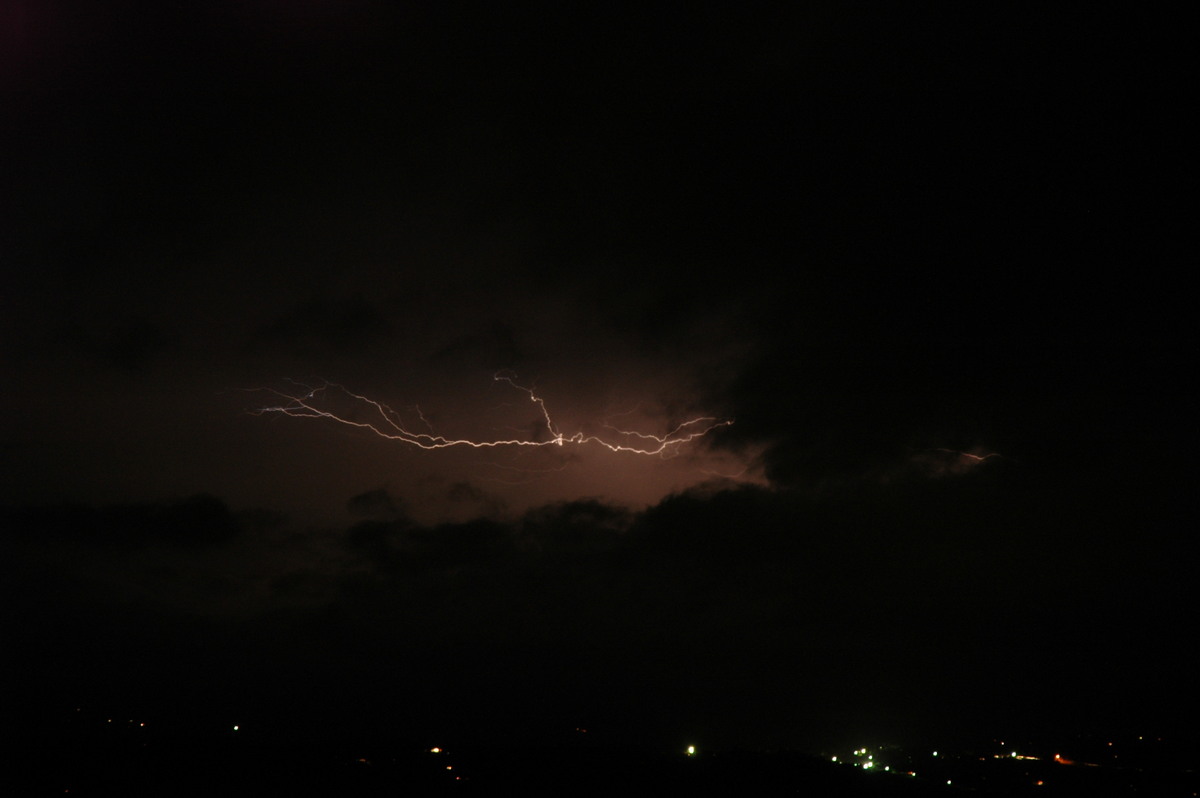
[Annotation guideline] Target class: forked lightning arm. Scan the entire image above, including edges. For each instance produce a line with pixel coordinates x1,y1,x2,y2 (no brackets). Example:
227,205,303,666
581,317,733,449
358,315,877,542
250,373,732,457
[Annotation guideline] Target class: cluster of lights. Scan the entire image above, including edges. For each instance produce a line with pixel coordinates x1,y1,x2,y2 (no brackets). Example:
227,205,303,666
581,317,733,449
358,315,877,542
841,747,895,774
832,745,937,780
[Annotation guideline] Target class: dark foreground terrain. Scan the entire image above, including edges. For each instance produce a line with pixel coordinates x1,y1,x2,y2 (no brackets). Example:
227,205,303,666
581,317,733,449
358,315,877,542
11,726,1198,796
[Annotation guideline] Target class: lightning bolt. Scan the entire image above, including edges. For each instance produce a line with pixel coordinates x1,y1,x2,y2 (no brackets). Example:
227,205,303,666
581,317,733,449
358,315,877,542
250,372,732,457
934,448,1002,463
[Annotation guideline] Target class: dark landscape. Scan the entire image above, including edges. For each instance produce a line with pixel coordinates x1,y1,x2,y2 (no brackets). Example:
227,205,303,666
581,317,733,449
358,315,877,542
12,703,1199,795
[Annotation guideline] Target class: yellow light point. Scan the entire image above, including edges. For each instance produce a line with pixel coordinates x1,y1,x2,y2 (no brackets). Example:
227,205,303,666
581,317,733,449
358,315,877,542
233,725,239,731
250,374,733,458
686,746,696,756
430,747,441,754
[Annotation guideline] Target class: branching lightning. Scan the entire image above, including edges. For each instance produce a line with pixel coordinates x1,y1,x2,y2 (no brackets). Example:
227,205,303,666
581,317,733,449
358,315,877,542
250,372,732,458
935,448,1002,463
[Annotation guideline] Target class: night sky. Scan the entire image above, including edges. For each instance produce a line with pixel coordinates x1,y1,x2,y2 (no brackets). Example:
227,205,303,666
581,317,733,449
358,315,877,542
3,3,1193,753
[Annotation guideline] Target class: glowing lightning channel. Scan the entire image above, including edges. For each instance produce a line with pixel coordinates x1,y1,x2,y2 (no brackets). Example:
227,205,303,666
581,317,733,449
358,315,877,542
935,448,1002,463
250,373,733,457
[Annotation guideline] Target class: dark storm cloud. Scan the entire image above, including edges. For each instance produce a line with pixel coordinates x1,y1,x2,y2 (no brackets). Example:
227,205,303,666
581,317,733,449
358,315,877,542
255,295,390,356
5,1,1124,101
3,494,240,550
446,481,507,518
316,477,1192,744
345,486,403,520
7,468,1196,748
268,569,339,604
683,88,1191,493
520,499,631,551
55,314,176,372
431,321,523,370
345,515,513,577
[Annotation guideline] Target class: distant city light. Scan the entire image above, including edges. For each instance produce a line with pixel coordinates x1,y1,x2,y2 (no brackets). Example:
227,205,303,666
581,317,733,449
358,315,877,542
831,756,838,762
932,751,938,757
686,746,696,756
430,747,442,753
232,725,239,732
